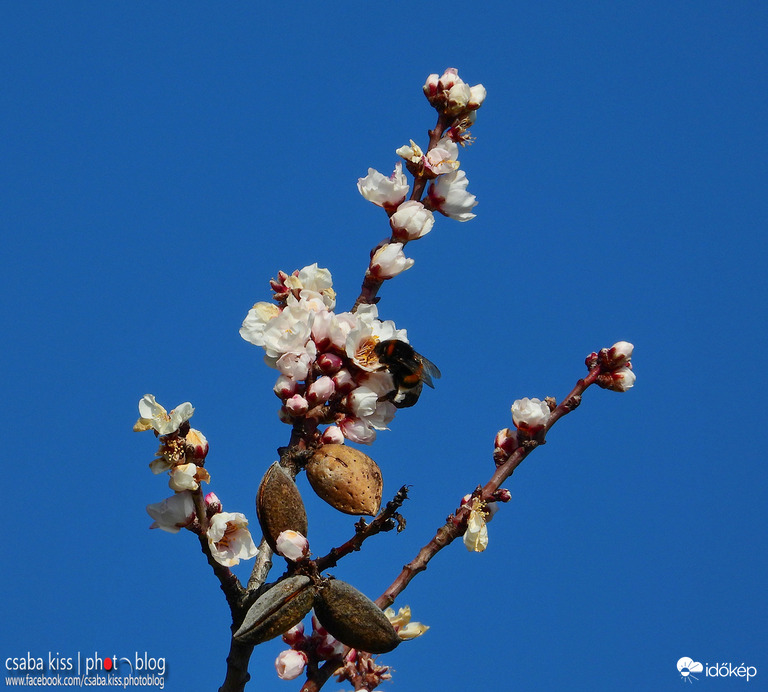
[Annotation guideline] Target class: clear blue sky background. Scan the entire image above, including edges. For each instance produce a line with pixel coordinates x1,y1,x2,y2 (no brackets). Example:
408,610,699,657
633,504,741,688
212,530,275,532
3,3,767,691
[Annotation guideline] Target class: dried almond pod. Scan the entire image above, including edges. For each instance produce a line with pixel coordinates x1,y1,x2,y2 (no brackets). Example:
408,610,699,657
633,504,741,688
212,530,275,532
234,575,316,645
256,462,308,552
306,444,383,516
313,578,400,654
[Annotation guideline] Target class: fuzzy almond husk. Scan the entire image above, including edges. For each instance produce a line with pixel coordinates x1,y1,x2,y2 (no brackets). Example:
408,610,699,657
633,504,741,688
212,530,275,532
256,462,308,552
234,575,316,645
313,578,400,654
306,444,383,516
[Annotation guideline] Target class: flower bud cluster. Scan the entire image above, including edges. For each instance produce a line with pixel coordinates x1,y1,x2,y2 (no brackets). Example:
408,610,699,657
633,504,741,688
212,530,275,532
136,395,258,566
274,615,347,681
241,263,415,444
333,648,392,690
357,67,481,246
134,394,211,491
589,341,636,392
423,68,487,117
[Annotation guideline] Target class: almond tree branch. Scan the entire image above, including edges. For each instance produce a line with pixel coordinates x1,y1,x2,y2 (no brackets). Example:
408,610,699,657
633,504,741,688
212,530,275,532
375,366,601,609
315,485,409,573
350,112,451,313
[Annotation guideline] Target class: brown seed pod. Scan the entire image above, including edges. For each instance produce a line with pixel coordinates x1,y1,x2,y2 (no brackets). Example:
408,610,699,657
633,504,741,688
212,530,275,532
234,575,316,645
313,578,400,654
256,462,308,552
306,444,383,516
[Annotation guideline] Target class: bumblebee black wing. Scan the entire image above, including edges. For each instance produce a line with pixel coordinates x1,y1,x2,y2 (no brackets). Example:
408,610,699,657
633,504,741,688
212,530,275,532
418,354,441,388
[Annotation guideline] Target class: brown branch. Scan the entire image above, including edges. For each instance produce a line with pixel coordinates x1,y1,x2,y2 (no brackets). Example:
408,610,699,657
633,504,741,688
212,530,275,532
219,639,255,692
315,486,409,573
375,365,602,609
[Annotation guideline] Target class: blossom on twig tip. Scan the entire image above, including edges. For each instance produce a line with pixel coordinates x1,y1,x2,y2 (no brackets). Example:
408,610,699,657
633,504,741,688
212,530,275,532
133,394,194,435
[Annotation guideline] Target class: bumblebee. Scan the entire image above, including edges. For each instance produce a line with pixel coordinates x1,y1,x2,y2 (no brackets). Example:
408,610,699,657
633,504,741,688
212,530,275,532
374,339,441,408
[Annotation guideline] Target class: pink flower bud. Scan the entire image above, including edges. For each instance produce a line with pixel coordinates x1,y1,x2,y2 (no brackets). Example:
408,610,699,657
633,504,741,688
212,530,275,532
494,427,518,454
284,394,309,416
333,369,356,394
307,376,335,405
282,623,305,646
311,614,328,636
184,428,209,461
275,530,309,561
317,352,343,374
275,649,308,681
274,374,299,399
321,425,345,444
205,492,223,517
423,73,440,103
446,81,471,114
316,633,346,659
492,488,512,503
438,67,460,91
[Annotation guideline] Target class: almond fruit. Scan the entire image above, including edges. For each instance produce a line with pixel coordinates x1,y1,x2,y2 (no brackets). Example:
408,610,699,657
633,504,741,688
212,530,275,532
256,462,308,552
313,578,400,653
234,575,316,645
306,444,382,516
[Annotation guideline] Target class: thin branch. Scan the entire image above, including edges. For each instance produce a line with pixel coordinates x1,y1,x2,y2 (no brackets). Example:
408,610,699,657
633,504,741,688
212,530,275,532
315,486,409,573
375,365,601,609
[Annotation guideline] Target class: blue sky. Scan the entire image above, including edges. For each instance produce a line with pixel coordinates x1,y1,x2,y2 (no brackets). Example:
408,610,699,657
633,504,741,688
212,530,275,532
2,2,766,691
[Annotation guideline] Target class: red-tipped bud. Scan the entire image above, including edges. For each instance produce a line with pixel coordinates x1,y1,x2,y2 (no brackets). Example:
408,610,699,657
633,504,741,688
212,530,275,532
317,352,343,375
205,492,222,517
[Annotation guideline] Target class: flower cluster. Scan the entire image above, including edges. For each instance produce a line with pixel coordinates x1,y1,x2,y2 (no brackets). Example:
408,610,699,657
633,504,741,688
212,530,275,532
357,67,482,270
274,616,346,681
591,340,636,392
240,263,412,444
358,134,478,225
135,395,258,566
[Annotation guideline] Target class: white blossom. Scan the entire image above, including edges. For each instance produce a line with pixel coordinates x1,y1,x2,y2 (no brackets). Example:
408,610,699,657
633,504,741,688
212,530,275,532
463,504,489,552
134,394,194,435
206,512,258,567
395,139,424,165
146,491,195,533
607,341,634,368
511,397,551,430
390,200,434,240
369,242,414,279
357,163,409,209
239,301,281,347
168,462,210,492
275,530,309,561
276,350,314,380
339,416,377,445
605,365,636,392
274,650,308,681
428,169,478,221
